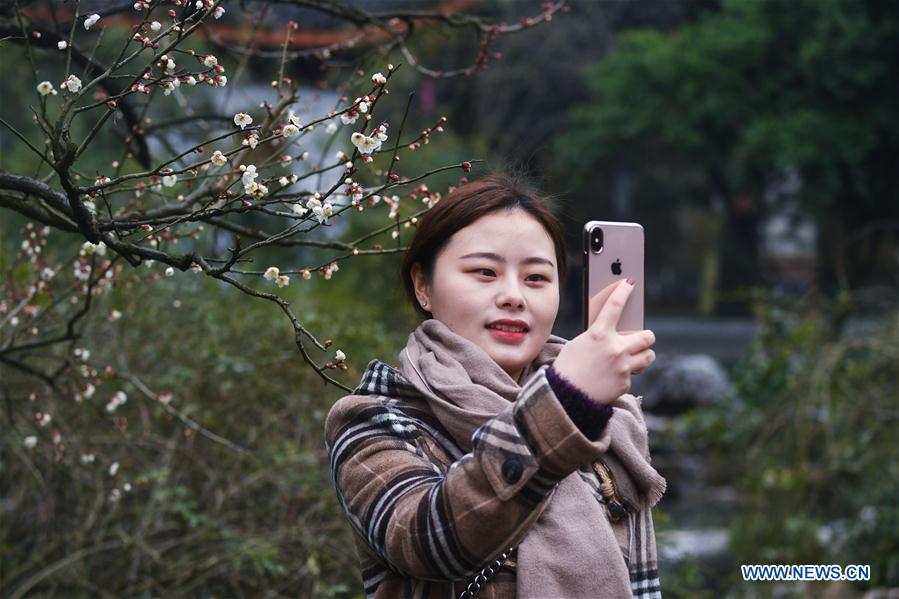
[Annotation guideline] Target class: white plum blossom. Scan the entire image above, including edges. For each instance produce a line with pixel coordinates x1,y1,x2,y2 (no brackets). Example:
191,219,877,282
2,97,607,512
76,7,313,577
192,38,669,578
63,74,82,93
73,263,91,280
110,309,122,320
312,202,333,224
240,164,257,179
84,14,100,30
252,183,269,198
263,266,280,281
150,21,162,31
287,110,302,128
184,75,197,86
335,349,346,362
162,174,178,187
57,41,68,50
108,461,119,476
373,124,389,143
371,72,387,85
36,81,56,96
357,99,369,113
81,452,96,464
276,275,290,288
282,124,299,137
340,112,358,125
233,112,252,129
210,150,227,167
325,122,338,134
240,164,259,195
24,436,38,449
323,261,339,280
351,132,379,155
105,391,127,413
81,240,107,256
203,55,218,68
243,133,259,149
302,269,312,280
214,6,225,19
291,203,308,216
165,267,174,277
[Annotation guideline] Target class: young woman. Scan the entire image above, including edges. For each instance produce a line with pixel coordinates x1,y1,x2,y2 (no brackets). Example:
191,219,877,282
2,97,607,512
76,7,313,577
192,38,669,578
326,173,665,598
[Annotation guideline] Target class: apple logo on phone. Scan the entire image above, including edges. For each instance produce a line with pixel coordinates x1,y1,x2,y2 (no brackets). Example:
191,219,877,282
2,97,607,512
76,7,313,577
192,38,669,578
611,259,622,275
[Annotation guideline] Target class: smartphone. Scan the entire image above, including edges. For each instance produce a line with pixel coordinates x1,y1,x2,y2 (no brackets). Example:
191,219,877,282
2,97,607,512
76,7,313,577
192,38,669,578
583,221,645,332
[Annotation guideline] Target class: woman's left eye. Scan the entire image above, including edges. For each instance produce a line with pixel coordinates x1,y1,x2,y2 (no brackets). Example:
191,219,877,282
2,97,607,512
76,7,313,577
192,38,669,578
527,274,548,282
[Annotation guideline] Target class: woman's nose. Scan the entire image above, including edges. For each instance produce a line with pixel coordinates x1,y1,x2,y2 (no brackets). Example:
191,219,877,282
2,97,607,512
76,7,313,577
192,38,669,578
496,279,526,310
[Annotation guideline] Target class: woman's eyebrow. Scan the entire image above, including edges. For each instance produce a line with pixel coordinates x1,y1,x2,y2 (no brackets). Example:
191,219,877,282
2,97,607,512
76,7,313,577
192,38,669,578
458,251,554,268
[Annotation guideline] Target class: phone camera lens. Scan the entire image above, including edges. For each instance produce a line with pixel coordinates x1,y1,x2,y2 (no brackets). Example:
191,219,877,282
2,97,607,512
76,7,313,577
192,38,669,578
590,226,604,254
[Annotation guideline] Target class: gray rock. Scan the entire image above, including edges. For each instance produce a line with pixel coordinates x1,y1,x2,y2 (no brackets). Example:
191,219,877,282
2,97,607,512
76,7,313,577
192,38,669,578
634,354,733,413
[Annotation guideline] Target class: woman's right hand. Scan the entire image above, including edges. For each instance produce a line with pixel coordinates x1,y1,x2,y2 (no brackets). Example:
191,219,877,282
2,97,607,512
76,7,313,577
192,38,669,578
552,278,656,406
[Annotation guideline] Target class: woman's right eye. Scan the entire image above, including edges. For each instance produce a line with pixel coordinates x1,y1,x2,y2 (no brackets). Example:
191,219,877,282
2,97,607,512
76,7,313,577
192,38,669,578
473,268,496,277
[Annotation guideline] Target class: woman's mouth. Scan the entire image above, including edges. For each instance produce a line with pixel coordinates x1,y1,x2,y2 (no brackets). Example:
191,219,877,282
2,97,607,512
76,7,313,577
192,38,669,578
486,323,528,344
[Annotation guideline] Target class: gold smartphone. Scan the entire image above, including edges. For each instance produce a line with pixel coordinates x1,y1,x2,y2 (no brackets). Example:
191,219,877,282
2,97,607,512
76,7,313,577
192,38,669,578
582,221,645,332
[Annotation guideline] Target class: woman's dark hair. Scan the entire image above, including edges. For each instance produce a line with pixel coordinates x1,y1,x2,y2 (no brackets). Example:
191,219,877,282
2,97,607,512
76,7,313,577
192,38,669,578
401,172,567,318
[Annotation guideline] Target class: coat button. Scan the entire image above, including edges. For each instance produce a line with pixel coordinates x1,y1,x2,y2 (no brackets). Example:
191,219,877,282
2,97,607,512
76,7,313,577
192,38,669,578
501,456,523,484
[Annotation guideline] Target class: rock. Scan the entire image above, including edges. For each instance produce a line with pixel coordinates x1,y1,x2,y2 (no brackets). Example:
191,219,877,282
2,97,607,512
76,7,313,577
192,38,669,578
658,528,729,562
635,354,733,414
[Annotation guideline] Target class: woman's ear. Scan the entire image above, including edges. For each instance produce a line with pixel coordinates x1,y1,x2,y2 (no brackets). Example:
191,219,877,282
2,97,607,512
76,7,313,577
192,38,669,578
410,263,431,311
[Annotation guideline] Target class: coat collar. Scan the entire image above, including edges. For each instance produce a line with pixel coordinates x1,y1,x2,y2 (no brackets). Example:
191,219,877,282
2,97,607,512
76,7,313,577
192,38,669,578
353,359,422,401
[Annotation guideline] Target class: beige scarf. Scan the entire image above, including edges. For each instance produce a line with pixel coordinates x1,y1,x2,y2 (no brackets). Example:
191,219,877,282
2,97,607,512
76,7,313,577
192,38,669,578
399,319,665,598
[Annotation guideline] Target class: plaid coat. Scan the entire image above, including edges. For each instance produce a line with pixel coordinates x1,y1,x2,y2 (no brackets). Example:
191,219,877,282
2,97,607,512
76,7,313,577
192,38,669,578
325,360,662,598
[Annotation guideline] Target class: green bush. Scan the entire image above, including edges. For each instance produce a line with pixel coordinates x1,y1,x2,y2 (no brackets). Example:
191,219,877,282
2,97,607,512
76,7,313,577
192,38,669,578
1,264,413,596
685,289,899,591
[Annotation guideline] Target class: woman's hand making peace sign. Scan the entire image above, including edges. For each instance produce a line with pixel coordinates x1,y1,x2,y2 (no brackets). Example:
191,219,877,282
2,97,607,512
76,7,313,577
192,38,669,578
552,278,656,406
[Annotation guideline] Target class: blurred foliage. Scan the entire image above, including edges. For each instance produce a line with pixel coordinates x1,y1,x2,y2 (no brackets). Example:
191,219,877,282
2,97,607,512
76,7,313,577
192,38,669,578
556,0,899,297
0,253,419,595
682,290,899,590
559,0,898,213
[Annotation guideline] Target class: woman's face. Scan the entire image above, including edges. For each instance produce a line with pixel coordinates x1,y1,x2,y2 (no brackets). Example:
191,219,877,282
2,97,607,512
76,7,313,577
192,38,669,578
411,208,560,381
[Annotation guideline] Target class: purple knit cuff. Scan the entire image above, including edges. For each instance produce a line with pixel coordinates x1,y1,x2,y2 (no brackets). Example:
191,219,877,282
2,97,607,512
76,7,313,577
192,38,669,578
545,365,613,441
